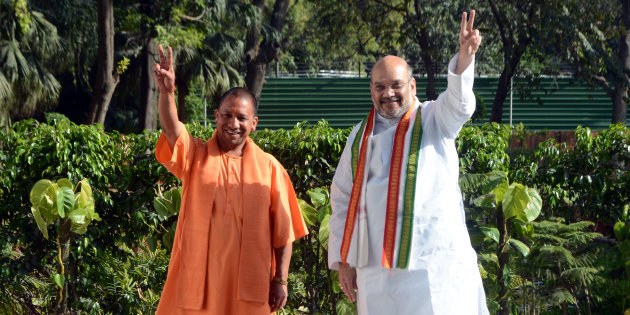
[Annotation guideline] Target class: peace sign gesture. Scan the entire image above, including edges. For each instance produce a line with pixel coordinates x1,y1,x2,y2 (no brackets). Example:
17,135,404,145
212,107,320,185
153,44,176,94
459,10,482,57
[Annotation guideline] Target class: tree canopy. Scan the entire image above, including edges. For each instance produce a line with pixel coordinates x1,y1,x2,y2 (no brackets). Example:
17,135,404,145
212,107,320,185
0,0,627,130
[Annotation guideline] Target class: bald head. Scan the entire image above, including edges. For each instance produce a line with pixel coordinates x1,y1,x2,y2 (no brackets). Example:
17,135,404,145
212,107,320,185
370,56,417,119
371,55,413,84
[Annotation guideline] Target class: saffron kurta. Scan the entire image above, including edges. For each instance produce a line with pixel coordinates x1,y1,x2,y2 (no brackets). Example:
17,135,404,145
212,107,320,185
328,54,489,314
155,124,308,314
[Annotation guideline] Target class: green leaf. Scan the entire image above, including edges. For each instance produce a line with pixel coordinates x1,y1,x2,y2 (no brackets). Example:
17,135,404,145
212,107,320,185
71,223,88,234
480,226,499,244
509,239,530,257
318,204,331,223
469,232,484,246
53,273,65,288
492,181,509,205
68,208,87,225
91,212,102,221
336,297,356,315
330,270,342,293
153,198,172,218
479,253,499,268
147,236,157,252
163,223,176,251
76,179,93,209
30,179,52,206
171,187,182,213
57,178,73,190
56,186,75,218
307,188,328,208
481,170,507,194
31,207,49,240
615,222,627,241
523,187,542,222
473,193,496,209
298,199,318,227
512,221,534,239
502,183,529,222
319,214,330,249
487,300,500,314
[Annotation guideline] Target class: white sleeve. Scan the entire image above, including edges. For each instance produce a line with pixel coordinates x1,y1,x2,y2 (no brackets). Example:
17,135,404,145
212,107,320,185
432,53,476,138
328,122,362,270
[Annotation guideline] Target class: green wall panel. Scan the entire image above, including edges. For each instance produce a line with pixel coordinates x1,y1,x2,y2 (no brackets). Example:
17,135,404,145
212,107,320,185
256,77,629,130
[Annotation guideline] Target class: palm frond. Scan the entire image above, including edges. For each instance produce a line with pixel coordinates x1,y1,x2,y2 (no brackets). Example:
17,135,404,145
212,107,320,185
225,1,258,29
27,11,60,59
260,22,282,45
0,40,31,81
0,70,11,100
204,33,244,64
550,287,577,306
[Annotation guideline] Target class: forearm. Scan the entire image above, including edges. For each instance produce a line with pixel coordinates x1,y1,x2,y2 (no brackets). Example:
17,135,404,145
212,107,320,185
274,243,292,281
158,92,181,150
455,52,474,75
434,54,475,137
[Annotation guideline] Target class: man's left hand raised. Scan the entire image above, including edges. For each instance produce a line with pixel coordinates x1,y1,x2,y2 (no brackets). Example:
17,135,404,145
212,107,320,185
456,10,482,74
269,281,288,312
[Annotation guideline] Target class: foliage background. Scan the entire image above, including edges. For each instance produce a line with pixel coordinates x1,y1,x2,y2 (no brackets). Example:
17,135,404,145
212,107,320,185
1,114,629,313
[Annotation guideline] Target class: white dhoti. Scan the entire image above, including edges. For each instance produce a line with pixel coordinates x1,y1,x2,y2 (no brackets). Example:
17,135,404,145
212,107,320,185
356,252,487,315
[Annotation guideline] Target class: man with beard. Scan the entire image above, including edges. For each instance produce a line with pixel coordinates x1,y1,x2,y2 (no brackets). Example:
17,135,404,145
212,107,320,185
153,45,307,314
328,10,489,314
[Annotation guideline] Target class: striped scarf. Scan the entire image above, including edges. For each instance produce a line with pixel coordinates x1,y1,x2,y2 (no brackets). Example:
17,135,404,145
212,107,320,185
340,101,423,269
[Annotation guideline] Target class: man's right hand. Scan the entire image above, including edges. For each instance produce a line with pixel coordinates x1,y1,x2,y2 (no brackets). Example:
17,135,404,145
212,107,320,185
154,44,181,149
154,45,176,94
338,263,357,302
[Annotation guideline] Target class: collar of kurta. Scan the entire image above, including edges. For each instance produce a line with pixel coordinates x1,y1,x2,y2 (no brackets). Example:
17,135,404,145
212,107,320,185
176,133,274,309
341,97,423,269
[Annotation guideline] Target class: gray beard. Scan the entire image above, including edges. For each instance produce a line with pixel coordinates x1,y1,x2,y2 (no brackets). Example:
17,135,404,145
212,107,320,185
376,101,413,119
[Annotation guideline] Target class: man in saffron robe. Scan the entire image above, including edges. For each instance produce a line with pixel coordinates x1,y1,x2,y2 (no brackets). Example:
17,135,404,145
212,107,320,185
153,45,308,314
328,11,489,314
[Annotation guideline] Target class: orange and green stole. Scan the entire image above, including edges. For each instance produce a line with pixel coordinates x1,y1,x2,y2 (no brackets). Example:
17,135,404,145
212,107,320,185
340,104,423,269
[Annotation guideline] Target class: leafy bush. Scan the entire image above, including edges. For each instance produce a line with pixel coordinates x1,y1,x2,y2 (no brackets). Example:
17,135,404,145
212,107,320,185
1,117,629,313
511,124,630,223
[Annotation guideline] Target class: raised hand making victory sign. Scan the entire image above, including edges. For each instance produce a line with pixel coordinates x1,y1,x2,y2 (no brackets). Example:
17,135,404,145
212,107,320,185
456,10,483,74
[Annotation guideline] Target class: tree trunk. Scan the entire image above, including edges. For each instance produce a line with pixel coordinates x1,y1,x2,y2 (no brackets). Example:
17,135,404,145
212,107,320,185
487,0,538,124
176,80,189,123
496,207,510,315
532,273,536,315
562,301,567,315
612,0,630,123
55,219,72,314
140,38,158,131
490,46,529,123
245,62,267,101
87,0,119,125
584,287,592,315
491,70,511,123
174,64,193,123
245,0,290,101
413,0,437,101
612,83,628,123
69,254,78,308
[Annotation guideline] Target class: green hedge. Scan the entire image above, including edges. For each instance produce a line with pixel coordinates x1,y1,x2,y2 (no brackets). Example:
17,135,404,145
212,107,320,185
1,115,628,313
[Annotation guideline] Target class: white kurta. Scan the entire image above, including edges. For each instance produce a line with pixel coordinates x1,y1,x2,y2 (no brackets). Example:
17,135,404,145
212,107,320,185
328,54,489,315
